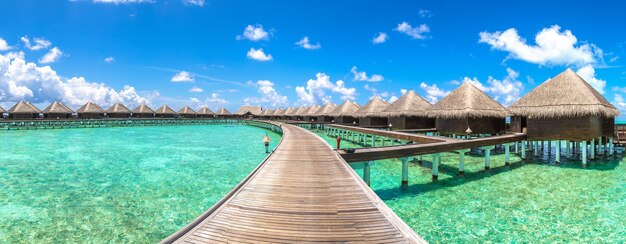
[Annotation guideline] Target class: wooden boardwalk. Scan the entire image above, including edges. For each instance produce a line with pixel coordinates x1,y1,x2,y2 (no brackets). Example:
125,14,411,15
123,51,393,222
163,123,424,243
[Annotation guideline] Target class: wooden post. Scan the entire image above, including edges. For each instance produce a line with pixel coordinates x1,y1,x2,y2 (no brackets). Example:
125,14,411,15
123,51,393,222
521,140,526,159
515,142,519,154
598,136,603,156
555,140,561,163
505,143,511,165
609,137,614,156
533,141,538,156
456,149,470,175
364,161,372,186
581,141,587,167
483,146,495,170
566,141,571,159
590,139,595,160
432,153,440,181
401,157,410,186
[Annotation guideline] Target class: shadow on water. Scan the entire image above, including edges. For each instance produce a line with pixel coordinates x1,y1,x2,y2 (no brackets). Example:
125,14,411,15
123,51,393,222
375,154,623,202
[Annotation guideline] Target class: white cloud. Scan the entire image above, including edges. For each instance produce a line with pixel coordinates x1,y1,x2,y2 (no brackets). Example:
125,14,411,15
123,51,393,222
576,64,606,94
20,36,51,51
456,68,525,106
420,82,449,103
479,25,606,93
614,94,626,114
363,84,395,100
295,36,321,50
171,71,194,82
182,0,204,6
236,24,270,41
388,96,399,103
104,56,115,63
418,9,433,18
244,80,288,107
246,48,273,61
189,86,203,93
93,0,154,4
479,25,600,67
400,89,408,95
39,47,63,64
372,32,388,44
295,73,357,105
395,22,430,39
0,38,12,51
0,52,155,108
351,66,383,82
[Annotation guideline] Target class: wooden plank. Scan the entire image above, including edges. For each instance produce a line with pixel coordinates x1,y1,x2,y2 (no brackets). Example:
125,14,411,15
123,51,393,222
162,122,425,243
340,133,527,162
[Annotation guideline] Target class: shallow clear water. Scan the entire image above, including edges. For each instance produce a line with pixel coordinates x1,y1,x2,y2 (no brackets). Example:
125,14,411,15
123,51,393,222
0,124,281,243
313,128,626,243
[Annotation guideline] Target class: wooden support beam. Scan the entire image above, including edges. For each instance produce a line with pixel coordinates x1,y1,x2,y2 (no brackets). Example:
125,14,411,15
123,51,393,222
400,157,410,186
432,154,440,181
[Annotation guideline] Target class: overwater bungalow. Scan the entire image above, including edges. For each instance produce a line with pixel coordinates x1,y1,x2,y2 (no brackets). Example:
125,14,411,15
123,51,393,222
0,106,6,119
197,106,215,118
382,90,435,130
106,103,132,118
353,97,390,127
282,107,296,120
76,101,105,119
178,106,197,118
132,104,155,118
42,101,74,119
507,69,619,142
428,82,507,135
234,106,263,119
329,100,360,124
316,102,338,123
292,106,308,121
155,105,177,118
215,108,232,118
271,108,285,120
303,105,321,122
259,108,274,119
8,101,41,119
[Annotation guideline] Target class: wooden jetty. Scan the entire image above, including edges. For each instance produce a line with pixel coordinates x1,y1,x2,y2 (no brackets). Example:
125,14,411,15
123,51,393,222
162,123,424,243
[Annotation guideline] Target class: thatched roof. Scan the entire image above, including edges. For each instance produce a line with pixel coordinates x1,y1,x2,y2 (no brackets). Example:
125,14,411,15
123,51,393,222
293,106,308,116
315,103,338,116
197,106,214,115
304,105,321,115
508,69,619,118
353,97,390,118
283,107,295,116
77,101,105,114
132,104,155,114
427,82,507,119
272,108,286,116
329,100,360,116
382,90,432,117
155,105,177,115
8,101,41,114
178,105,197,115
234,106,263,115
0,106,5,113
215,108,231,115
260,108,274,116
106,103,131,114
42,101,74,114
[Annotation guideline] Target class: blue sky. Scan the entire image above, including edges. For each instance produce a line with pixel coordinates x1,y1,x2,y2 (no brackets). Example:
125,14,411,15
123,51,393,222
1,0,625,118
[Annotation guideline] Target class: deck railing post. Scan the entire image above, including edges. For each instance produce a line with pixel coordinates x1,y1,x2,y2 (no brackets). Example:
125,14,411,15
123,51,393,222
482,146,495,170
582,141,587,167
400,157,410,186
432,153,440,181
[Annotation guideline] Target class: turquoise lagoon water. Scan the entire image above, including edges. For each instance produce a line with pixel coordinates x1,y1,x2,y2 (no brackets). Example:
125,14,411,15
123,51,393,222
0,124,281,243
313,129,625,243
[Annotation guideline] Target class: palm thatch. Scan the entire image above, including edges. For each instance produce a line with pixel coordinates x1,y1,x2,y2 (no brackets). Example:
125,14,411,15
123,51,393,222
328,100,360,116
132,104,155,114
215,108,232,115
178,105,197,115
353,97,390,118
283,107,296,116
8,101,41,114
77,101,105,114
260,108,274,116
42,101,74,114
293,106,308,116
234,106,263,116
197,106,214,115
272,108,286,116
304,105,321,115
106,103,131,114
155,105,177,115
508,69,619,118
382,90,432,117
427,82,507,119
0,106,6,113
315,103,338,116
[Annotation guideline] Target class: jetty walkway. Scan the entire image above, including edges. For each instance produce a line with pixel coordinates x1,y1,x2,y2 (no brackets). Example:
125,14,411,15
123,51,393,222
163,122,424,243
